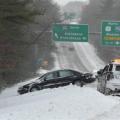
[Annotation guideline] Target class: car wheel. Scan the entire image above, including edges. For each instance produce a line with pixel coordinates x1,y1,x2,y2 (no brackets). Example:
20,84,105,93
30,86,41,92
104,88,112,95
75,81,84,87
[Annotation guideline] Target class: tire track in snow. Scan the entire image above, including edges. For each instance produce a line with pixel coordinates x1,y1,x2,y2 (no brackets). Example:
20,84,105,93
55,42,104,72
63,43,88,72
55,43,70,69
73,43,93,72
73,42,105,72
55,42,87,72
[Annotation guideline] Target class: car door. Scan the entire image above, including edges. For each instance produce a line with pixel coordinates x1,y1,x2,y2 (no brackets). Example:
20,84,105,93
57,70,75,86
98,65,109,93
42,71,59,89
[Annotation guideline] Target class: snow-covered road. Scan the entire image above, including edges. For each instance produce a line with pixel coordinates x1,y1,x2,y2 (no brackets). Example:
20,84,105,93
56,42,104,72
1,42,120,120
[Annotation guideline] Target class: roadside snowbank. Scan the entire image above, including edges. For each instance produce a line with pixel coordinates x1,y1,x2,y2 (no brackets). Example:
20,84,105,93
0,85,118,120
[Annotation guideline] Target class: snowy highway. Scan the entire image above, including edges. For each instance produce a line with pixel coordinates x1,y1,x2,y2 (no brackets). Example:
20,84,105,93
1,0,120,119
1,42,120,120
55,42,104,72
56,42,88,72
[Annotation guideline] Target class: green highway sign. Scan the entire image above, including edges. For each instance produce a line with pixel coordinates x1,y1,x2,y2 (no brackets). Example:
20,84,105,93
102,21,120,46
52,23,88,42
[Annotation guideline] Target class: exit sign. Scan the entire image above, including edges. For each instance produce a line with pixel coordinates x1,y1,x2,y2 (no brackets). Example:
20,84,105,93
102,21,120,46
52,23,88,42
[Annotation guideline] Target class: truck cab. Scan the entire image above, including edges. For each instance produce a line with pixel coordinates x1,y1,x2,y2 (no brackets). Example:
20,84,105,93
97,59,120,95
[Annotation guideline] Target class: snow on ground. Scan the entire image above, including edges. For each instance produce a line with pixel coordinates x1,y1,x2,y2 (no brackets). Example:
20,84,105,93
0,85,119,120
36,68,49,75
0,77,39,99
92,104,120,120
51,52,61,69
0,42,116,120
0,69,50,99
73,42,105,72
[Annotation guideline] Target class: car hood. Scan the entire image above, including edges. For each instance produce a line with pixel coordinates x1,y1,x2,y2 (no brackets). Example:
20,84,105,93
21,81,40,88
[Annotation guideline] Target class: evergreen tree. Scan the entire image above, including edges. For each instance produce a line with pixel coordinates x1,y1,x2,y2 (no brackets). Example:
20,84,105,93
0,0,42,43
0,0,61,91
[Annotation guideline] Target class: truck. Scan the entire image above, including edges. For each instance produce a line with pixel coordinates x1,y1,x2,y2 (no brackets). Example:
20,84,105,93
97,59,120,95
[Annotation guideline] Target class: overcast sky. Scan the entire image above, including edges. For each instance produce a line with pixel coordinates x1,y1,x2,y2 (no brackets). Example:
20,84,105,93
53,0,89,6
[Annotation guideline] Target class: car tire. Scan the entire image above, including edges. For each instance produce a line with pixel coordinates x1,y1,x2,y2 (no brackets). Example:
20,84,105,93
75,81,84,87
30,86,41,92
104,88,112,95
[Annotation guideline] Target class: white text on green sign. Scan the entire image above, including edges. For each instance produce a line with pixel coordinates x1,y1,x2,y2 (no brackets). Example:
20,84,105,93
102,21,120,46
52,24,88,42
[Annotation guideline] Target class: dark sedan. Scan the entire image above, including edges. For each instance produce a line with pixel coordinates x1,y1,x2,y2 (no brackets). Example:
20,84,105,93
18,69,93,94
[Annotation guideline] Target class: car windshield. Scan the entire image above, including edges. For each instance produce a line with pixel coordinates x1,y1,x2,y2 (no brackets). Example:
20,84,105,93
115,65,120,71
35,73,47,82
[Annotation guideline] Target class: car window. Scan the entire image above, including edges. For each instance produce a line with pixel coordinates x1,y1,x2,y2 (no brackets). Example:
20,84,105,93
115,65,120,71
59,70,74,78
45,72,58,80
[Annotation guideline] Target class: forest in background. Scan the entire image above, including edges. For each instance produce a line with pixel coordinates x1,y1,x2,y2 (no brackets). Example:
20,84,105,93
0,0,61,91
